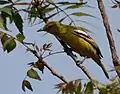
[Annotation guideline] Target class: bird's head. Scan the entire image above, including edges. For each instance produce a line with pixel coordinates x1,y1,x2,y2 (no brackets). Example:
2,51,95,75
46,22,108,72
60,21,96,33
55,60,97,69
43,21,60,35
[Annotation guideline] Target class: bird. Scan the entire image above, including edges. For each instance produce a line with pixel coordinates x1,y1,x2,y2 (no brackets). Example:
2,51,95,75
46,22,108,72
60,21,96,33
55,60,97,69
44,21,109,79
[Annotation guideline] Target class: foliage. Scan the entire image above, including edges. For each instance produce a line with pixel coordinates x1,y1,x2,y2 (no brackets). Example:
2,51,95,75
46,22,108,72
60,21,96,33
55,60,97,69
0,0,120,94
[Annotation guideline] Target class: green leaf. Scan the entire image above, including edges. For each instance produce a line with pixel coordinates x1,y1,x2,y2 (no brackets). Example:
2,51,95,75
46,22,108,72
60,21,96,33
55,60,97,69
74,79,82,94
12,11,23,34
16,33,25,41
85,81,93,94
71,12,95,18
27,7,38,24
28,7,39,17
66,5,80,9
0,14,5,29
22,80,33,92
0,0,10,5
0,7,12,16
0,12,8,30
27,68,41,80
0,33,9,51
97,82,111,94
65,3,85,9
57,2,72,5
44,7,55,13
0,33,16,53
3,37,16,53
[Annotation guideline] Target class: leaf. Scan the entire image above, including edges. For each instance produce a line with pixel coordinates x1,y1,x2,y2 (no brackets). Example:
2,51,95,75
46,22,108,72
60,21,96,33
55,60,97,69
71,12,95,18
16,33,25,41
34,61,44,73
28,7,39,17
74,79,82,94
46,43,52,48
3,37,16,53
22,80,33,92
55,83,66,89
0,0,10,5
117,29,120,32
67,81,75,94
57,2,72,5
0,12,8,30
12,11,23,34
44,7,55,13
0,33,9,51
66,4,83,9
43,43,52,51
55,83,67,94
85,81,93,94
0,14,5,29
27,7,39,24
0,33,16,53
27,68,41,80
0,7,12,16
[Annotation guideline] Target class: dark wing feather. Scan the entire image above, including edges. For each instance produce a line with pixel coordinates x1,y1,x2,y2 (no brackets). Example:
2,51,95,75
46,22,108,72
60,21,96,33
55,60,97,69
73,30,103,58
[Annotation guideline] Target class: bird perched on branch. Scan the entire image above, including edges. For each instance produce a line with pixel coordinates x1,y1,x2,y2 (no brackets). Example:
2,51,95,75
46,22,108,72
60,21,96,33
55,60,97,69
44,21,109,79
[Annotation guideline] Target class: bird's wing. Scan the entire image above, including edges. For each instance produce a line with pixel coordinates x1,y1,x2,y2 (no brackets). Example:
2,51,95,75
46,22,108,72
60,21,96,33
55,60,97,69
73,29,103,58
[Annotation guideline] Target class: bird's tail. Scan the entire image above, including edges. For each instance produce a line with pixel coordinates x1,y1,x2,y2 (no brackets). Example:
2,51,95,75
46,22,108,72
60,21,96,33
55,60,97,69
93,56,109,79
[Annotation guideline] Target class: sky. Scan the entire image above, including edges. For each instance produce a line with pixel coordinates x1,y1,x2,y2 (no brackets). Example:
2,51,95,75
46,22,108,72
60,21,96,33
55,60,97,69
0,0,120,94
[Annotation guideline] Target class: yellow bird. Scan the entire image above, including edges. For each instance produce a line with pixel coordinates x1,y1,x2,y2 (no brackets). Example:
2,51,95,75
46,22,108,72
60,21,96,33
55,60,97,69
44,21,109,79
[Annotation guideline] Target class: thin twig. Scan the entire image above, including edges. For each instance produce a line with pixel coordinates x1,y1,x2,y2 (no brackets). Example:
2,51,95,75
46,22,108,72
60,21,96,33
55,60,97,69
43,51,65,59
47,1,76,26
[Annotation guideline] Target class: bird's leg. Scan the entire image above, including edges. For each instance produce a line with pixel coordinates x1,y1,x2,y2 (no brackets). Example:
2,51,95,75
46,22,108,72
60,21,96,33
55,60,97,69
76,56,87,65
80,56,87,64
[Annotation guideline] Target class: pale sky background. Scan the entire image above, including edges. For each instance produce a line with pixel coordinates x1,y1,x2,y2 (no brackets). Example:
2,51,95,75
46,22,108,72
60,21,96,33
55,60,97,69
0,0,120,94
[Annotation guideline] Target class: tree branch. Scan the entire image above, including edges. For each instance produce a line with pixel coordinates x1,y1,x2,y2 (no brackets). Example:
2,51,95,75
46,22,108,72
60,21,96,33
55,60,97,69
97,0,120,77
6,32,68,84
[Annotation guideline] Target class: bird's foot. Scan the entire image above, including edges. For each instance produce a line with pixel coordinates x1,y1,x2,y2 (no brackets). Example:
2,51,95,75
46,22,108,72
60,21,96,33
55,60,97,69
76,57,87,65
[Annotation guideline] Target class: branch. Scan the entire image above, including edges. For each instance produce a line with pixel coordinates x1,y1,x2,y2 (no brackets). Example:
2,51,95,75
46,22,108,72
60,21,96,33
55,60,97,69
43,51,65,59
6,32,68,84
42,60,68,83
58,39,94,80
97,0,120,77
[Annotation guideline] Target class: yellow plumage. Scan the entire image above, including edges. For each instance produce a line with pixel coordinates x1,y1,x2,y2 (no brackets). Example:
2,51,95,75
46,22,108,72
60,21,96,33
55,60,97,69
44,21,109,79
